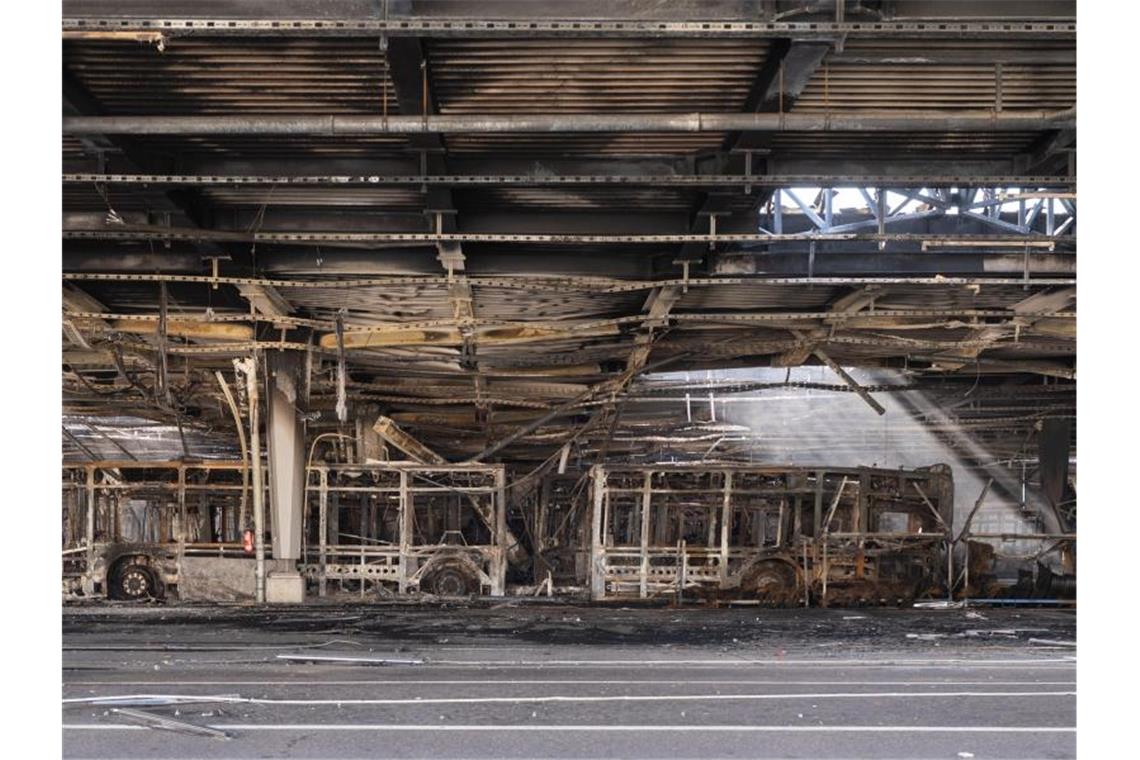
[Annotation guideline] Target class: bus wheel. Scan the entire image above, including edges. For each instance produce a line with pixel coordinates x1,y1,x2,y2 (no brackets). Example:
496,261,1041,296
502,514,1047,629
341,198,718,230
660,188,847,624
424,565,474,597
112,564,157,601
746,560,799,605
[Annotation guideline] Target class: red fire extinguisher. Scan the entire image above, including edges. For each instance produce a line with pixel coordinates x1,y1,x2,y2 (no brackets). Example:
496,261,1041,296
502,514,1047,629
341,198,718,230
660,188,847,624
242,529,254,554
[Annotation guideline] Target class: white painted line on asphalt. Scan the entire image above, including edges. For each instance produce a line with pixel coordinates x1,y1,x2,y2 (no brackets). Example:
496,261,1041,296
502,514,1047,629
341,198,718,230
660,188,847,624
420,658,1077,667
63,723,1078,733
64,679,1080,687
64,690,1075,707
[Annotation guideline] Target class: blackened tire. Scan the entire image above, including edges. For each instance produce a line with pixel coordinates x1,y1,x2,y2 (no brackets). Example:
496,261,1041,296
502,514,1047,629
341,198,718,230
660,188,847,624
425,565,474,597
111,563,158,601
745,560,799,605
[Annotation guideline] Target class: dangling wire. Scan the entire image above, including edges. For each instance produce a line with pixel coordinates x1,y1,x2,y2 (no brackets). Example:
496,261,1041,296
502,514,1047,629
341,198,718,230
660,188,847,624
962,356,982,398
93,181,123,226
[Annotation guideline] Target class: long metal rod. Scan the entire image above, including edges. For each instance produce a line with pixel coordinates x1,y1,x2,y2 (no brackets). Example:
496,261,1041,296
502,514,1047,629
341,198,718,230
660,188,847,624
66,307,1074,331
60,17,1076,38
63,110,1074,136
61,228,1066,245
813,348,887,415
61,173,1078,188
63,271,1079,290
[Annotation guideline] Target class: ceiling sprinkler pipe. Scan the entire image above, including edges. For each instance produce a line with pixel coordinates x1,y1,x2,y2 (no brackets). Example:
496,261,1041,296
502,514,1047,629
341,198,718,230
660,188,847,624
63,109,1075,136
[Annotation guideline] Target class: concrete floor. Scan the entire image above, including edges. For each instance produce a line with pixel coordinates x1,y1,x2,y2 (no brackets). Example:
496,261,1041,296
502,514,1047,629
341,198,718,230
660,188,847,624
62,604,1076,759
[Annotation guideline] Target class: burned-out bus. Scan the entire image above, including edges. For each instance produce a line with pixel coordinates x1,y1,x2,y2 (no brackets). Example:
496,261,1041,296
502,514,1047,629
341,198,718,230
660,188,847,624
575,463,954,605
299,462,513,597
62,460,257,600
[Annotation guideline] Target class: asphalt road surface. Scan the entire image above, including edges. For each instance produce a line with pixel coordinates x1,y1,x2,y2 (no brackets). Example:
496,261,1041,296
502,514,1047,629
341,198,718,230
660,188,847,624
62,604,1076,759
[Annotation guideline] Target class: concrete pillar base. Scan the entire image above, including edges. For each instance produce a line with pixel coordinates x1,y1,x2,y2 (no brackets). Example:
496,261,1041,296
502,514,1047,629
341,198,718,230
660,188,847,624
266,571,306,604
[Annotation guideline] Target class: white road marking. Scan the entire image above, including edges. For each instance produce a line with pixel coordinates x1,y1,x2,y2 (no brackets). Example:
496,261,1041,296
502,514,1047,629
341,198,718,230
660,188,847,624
63,690,1075,707
63,723,1077,733
394,658,1078,667
64,679,1079,687
64,655,1076,667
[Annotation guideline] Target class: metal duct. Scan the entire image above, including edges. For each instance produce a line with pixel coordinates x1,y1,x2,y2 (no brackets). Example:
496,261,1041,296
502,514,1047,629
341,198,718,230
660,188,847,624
63,109,1075,135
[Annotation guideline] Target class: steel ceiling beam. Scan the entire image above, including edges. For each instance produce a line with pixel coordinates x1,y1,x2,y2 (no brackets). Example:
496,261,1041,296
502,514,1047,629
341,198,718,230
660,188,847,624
60,227,1069,246
60,173,1078,188
60,17,1076,39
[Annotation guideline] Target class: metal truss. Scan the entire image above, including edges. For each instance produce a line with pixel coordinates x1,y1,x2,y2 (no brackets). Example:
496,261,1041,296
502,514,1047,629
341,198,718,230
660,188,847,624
766,186,1075,238
62,17,1076,39
61,173,1077,189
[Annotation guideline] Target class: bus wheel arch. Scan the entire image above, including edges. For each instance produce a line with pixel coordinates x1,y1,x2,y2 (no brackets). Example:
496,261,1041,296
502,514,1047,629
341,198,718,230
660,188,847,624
107,554,164,601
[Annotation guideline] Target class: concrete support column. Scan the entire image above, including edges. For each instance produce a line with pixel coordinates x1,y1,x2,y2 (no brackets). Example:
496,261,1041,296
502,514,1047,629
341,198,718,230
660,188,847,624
266,352,306,560
265,351,307,602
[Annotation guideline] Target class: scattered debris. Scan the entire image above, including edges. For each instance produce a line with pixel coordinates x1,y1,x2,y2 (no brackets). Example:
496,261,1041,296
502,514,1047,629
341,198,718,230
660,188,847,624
109,708,232,740
963,629,1020,638
65,694,244,708
276,653,424,666
913,601,964,609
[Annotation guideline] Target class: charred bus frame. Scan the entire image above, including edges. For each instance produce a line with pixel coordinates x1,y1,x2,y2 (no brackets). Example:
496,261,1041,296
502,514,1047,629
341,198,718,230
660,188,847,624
300,462,508,597
62,460,256,600
587,463,954,605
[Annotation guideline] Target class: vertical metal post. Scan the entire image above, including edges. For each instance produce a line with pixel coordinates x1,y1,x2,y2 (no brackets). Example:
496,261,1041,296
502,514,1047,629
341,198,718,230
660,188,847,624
177,466,186,545
877,189,886,236
946,539,954,601
536,478,550,556
112,488,121,544
773,189,782,234
318,467,328,597
590,466,606,601
823,188,833,230
1046,198,1055,235
639,471,652,599
493,467,507,596
85,466,96,569
813,471,824,537
676,539,687,604
856,471,869,532
801,539,810,608
822,538,829,607
720,471,732,586
398,471,411,595
963,540,970,610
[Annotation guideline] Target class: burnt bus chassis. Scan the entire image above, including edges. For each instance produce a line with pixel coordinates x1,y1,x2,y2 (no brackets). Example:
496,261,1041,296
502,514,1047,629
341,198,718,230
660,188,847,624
62,460,952,605
299,463,509,598
587,464,955,605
